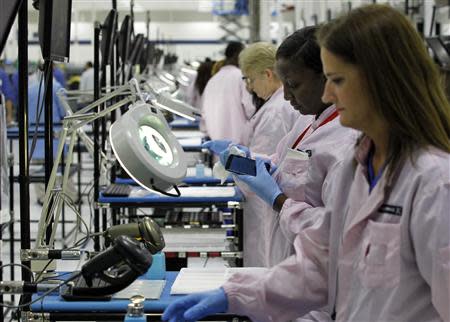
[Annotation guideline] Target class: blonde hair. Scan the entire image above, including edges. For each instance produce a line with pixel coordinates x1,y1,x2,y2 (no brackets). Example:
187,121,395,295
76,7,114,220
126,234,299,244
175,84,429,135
317,4,450,177
238,42,277,76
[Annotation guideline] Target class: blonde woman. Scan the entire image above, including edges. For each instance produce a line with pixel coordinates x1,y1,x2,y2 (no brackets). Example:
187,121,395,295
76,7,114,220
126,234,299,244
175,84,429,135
234,42,300,266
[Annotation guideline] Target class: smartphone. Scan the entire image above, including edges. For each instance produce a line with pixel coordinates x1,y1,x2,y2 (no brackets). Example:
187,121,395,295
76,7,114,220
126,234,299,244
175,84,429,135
225,155,270,176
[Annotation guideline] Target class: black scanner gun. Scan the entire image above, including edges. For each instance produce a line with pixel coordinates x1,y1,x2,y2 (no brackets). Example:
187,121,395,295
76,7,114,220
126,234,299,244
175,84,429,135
60,235,152,301
103,217,165,254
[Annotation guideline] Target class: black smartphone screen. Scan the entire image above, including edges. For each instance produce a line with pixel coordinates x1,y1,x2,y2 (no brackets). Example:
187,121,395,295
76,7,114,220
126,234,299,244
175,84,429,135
225,155,257,176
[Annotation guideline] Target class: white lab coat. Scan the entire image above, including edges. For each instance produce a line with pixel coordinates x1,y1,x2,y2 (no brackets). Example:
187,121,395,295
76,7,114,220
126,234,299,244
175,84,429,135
79,67,94,92
238,86,298,266
185,76,207,133
223,136,450,322
264,105,357,267
78,67,94,104
202,65,255,143
185,74,202,110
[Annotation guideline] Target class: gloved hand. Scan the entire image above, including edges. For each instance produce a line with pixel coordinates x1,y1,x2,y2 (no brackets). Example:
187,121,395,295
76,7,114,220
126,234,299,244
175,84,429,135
162,288,228,322
202,140,232,155
269,162,278,175
219,144,250,166
234,157,282,206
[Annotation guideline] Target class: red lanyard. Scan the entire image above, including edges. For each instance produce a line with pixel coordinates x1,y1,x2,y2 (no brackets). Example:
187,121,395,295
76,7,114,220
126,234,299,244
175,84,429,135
291,110,339,149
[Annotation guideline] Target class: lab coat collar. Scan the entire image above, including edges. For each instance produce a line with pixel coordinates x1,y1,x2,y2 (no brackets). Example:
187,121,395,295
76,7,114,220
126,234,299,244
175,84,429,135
220,64,239,72
255,86,284,113
354,135,397,188
269,86,284,102
344,135,398,237
354,135,372,166
310,105,337,131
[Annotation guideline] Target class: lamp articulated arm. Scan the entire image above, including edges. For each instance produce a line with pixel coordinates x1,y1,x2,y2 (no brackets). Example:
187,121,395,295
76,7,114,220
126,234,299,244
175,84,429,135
35,79,150,249
57,89,111,175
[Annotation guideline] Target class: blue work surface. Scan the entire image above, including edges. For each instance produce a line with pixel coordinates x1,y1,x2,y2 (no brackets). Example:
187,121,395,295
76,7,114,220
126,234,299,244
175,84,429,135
98,186,243,205
178,137,203,151
30,272,182,313
115,175,233,186
7,125,62,139
169,118,199,129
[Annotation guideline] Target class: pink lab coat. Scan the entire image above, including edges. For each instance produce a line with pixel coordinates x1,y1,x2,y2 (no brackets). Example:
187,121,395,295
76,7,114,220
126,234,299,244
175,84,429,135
223,136,450,322
238,86,298,266
202,65,255,144
185,77,207,133
185,76,202,110
264,105,357,267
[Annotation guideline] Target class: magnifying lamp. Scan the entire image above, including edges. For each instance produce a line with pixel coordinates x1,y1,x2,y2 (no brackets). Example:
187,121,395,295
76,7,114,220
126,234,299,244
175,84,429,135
142,82,201,121
146,74,177,93
34,79,187,269
110,100,186,194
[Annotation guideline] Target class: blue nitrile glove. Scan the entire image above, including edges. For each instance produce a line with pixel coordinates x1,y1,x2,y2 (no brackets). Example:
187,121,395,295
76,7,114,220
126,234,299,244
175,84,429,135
269,162,278,175
235,157,282,206
162,288,228,322
202,140,232,155
219,144,250,166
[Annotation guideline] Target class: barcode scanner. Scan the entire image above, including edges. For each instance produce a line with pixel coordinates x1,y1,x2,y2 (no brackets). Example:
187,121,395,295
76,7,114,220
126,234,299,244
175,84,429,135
104,217,165,254
60,235,153,301
81,236,152,286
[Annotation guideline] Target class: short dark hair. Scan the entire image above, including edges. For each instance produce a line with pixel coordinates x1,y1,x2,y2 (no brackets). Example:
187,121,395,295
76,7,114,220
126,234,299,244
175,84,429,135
225,41,244,59
276,26,322,74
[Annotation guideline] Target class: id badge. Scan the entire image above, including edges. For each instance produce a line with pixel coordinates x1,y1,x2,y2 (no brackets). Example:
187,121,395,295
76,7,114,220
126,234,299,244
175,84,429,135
286,148,311,160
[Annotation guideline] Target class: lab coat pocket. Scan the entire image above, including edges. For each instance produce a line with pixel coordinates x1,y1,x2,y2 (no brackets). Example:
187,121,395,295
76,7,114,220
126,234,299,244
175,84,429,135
357,220,401,288
278,157,310,201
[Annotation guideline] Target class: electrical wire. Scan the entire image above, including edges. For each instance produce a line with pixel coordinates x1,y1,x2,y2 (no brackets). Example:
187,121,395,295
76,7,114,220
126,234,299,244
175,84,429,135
28,68,45,160
0,219,17,233
0,272,81,309
37,271,73,282
33,259,54,283
29,64,53,163
0,264,35,283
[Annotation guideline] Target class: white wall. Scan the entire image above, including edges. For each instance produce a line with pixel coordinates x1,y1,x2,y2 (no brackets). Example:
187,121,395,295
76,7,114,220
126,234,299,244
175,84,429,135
2,20,234,65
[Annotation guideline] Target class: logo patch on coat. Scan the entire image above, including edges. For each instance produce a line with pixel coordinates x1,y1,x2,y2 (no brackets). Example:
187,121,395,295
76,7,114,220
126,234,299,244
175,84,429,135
378,204,402,216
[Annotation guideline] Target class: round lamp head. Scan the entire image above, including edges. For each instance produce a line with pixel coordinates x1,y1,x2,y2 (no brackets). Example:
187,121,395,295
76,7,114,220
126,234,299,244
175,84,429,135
110,102,187,194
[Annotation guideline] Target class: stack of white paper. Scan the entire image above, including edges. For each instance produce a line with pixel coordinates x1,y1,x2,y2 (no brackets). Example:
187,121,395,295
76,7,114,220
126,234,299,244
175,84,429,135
170,267,267,294
113,279,166,300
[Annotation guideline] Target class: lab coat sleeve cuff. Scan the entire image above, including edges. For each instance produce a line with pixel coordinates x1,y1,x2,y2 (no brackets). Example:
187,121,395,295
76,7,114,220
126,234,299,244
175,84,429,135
279,198,314,243
222,270,276,322
223,279,256,318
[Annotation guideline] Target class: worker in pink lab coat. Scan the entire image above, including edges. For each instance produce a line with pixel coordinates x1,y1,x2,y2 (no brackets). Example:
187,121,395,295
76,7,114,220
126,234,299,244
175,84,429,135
226,42,299,266
163,5,450,322
202,42,255,144
185,59,215,133
204,28,357,268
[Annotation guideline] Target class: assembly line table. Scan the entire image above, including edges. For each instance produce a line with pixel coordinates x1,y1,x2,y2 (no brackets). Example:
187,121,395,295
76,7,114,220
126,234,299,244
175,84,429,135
97,186,245,266
169,118,200,130
29,271,248,321
97,186,243,209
